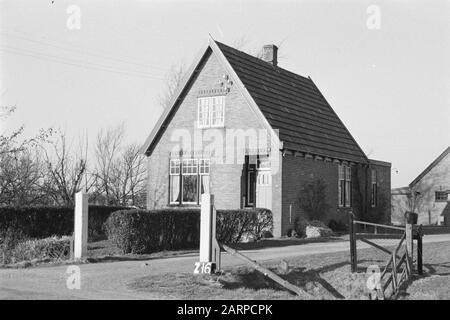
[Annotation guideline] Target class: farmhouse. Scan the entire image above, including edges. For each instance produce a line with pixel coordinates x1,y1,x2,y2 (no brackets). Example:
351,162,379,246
391,146,450,226
141,37,391,237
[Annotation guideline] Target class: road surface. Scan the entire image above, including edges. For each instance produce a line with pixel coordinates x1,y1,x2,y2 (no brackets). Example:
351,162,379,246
1,234,449,299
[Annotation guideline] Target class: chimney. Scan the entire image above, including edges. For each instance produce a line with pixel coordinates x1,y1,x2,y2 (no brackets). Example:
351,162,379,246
262,44,278,67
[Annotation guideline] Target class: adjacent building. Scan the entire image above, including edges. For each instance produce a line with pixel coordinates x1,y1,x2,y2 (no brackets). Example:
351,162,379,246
392,146,450,226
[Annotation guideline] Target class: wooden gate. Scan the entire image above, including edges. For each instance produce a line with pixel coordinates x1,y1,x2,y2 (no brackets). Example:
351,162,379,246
349,212,423,299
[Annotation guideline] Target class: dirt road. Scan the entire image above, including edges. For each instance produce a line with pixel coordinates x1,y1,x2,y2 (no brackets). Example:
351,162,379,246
1,234,449,299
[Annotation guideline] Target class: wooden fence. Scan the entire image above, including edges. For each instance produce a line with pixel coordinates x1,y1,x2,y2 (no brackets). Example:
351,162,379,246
349,212,423,299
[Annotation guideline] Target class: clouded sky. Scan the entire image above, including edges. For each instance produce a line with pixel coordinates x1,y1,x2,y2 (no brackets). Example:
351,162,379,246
1,0,449,188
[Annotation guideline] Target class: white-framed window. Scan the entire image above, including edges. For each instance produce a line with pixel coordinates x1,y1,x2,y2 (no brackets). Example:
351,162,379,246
169,158,210,205
199,159,210,197
169,159,181,204
338,164,352,207
197,96,225,128
371,169,377,207
345,166,352,207
198,98,209,128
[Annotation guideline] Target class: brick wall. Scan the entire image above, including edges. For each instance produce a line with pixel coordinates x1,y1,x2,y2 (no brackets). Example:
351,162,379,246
367,160,392,224
281,155,352,235
411,152,450,225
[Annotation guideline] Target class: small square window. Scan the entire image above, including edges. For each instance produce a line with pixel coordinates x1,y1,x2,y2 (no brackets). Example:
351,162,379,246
435,191,448,202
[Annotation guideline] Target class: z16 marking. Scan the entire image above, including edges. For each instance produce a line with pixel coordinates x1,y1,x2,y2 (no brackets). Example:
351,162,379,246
194,262,213,274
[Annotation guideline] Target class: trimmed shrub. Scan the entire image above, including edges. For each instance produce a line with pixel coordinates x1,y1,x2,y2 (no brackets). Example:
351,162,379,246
0,205,130,240
104,208,273,254
1,235,71,265
0,227,28,264
104,209,200,254
10,236,71,264
217,208,272,243
294,218,332,238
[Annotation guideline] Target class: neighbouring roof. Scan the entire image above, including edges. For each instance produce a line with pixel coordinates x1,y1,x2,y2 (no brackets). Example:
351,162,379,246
142,38,369,163
409,146,450,187
391,187,411,195
369,158,391,167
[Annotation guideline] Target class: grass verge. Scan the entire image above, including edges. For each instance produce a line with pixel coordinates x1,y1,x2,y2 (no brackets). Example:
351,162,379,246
128,241,450,300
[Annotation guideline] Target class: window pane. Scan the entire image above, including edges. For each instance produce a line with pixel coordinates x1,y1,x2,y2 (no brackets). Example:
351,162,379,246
345,181,351,207
338,165,344,179
339,180,345,206
182,175,198,203
247,171,256,205
435,192,448,202
200,175,210,195
170,175,180,203
345,166,351,180
182,159,198,175
198,98,209,127
199,159,210,175
210,96,224,126
372,184,377,206
170,159,180,175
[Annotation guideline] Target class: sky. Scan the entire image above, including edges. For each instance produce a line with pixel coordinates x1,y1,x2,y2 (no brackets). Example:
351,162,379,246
0,0,449,188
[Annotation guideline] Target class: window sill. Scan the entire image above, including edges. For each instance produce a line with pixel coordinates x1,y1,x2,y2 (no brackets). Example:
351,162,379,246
197,125,225,130
168,203,201,208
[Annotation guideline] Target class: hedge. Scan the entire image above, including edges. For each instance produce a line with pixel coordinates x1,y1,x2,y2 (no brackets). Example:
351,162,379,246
105,208,273,254
0,205,130,240
2,236,71,265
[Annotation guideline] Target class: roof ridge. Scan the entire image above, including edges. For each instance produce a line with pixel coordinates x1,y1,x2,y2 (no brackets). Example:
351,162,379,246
214,40,311,82
410,146,450,187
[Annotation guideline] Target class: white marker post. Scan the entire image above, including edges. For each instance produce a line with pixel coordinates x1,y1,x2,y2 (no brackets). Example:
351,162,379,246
74,192,88,260
196,193,220,274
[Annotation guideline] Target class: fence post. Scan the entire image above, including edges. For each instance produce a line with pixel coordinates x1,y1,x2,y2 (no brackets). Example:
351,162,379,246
199,193,220,272
74,192,88,260
200,194,214,263
349,211,357,273
405,211,417,273
417,225,423,275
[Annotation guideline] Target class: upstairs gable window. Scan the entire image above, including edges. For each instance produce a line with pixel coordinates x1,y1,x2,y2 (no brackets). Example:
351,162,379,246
197,96,225,128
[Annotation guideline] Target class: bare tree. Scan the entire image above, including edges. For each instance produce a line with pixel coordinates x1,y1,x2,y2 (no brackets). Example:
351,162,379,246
0,105,53,155
42,130,91,206
93,124,146,207
0,147,48,206
158,63,186,109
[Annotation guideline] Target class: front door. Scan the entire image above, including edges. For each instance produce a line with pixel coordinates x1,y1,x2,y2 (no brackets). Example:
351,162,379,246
255,159,272,210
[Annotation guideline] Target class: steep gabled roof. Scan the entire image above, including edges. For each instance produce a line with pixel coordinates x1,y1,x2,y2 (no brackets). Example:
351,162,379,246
142,38,368,164
410,146,450,187
215,41,367,163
